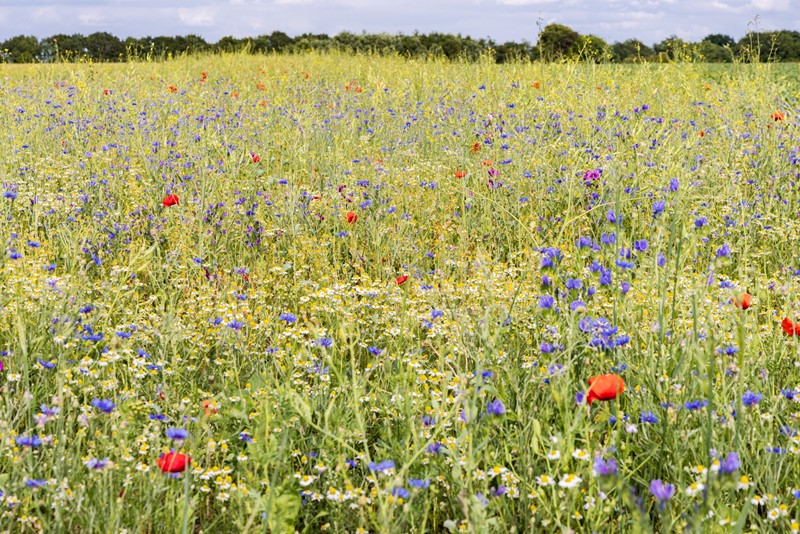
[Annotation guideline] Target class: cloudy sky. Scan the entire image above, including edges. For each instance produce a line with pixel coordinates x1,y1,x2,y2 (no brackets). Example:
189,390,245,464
0,0,795,46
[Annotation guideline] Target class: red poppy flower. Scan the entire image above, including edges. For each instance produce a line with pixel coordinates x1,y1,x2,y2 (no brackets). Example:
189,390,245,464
201,400,218,416
470,141,480,153
345,211,358,224
586,374,625,405
771,111,784,122
168,85,178,93
455,170,467,179
157,452,190,473
251,153,261,163
103,89,110,95
162,194,179,207
731,293,751,310
532,81,541,89
782,317,800,336
396,275,408,285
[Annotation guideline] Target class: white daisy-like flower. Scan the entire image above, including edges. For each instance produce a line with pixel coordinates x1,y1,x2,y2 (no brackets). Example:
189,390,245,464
571,449,590,461
737,475,751,490
535,474,555,486
685,482,705,497
558,473,582,489
546,450,561,460
766,508,781,521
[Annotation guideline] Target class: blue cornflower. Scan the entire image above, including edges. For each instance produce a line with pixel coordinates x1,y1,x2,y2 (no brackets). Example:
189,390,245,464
538,295,555,309
367,346,382,355
742,390,762,407
279,312,297,323
408,478,430,489
576,236,592,248
684,399,708,411
368,459,395,474
633,239,648,252
668,178,679,192
431,309,443,320
40,405,59,417
694,217,708,228
36,359,55,369
640,411,658,424
601,232,616,246
85,458,110,470
239,431,253,443
570,300,586,311
607,209,619,224
652,200,665,217
26,479,47,488
391,486,410,499
599,267,612,286
91,398,116,413
166,427,189,441
227,320,244,330
657,252,666,267
426,442,444,454
16,435,42,447
314,337,333,348
716,244,731,258
565,278,582,291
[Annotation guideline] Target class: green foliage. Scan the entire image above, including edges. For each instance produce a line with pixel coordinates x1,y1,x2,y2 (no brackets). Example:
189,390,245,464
3,26,800,64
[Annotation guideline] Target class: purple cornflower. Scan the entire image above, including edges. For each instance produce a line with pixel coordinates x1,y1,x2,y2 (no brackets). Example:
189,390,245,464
487,398,506,416
593,456,618,477
719,452,740,475
649,479,675,504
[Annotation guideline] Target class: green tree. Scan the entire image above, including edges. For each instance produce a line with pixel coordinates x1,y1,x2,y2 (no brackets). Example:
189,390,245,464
702,34,735,48
611,39,654,62
1,35,41,63
537,23,580,60
575,34,610,62
85,32,124,61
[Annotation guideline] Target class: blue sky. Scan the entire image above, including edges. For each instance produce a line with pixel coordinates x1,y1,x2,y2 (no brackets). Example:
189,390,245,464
0,0,795,46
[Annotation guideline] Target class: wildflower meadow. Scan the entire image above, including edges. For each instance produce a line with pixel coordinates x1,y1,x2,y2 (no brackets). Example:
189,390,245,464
0,52,799,533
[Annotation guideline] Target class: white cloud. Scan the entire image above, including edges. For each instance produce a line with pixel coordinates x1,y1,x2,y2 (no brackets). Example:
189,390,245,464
178,6,218,26
750,0,789,9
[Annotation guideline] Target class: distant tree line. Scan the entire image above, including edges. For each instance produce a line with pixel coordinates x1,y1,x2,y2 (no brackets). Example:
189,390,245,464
1,25,799,64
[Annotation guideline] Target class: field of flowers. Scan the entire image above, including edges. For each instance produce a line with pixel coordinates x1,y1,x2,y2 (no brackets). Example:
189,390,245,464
0,52,799,533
